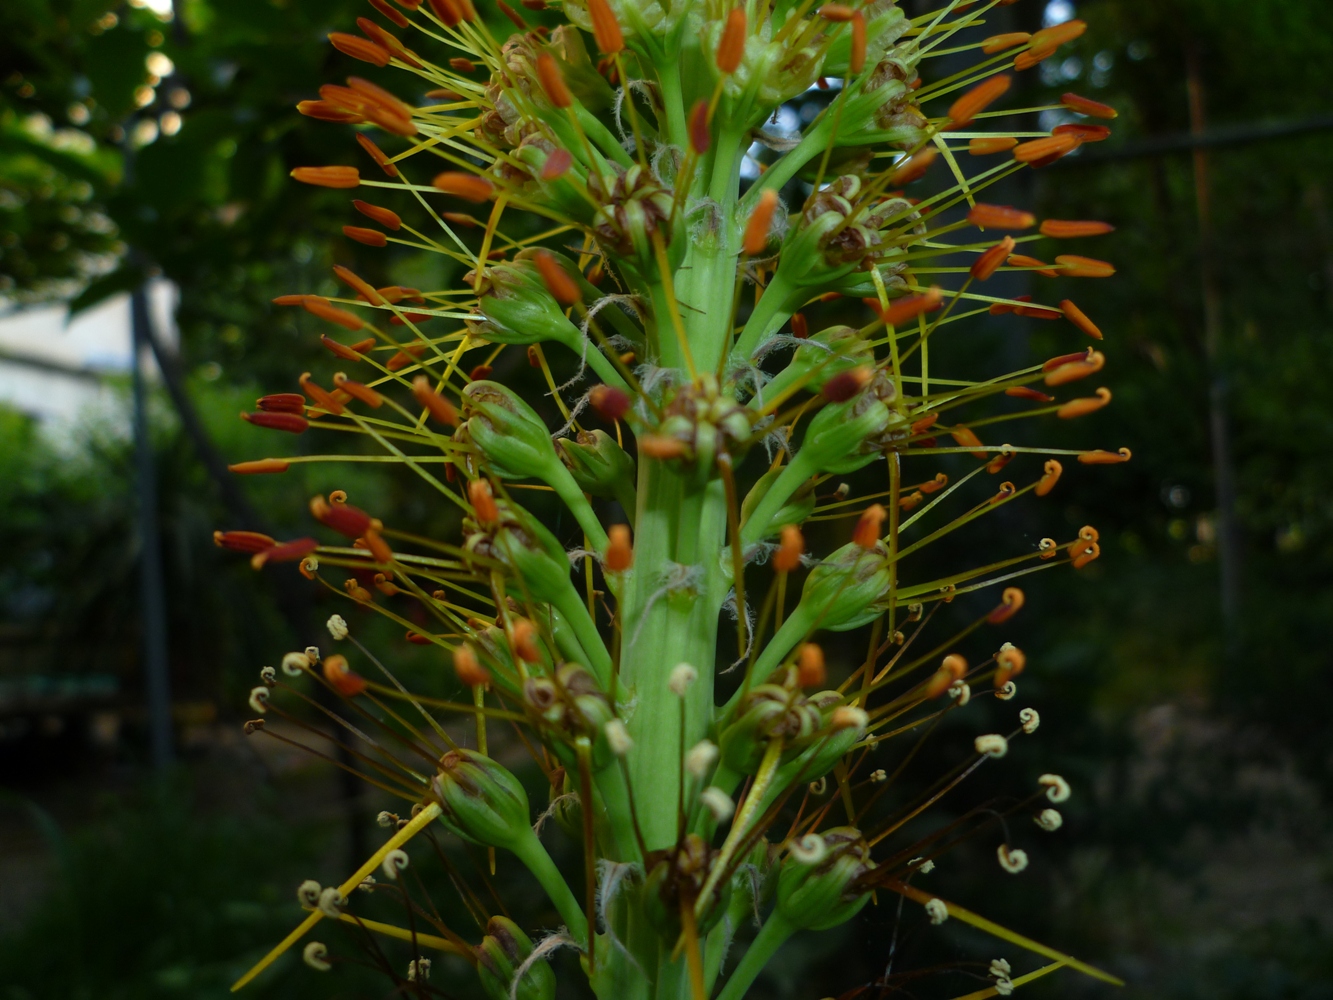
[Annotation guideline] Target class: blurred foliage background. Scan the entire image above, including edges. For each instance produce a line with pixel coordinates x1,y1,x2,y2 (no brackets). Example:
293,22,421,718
1,0,1331,998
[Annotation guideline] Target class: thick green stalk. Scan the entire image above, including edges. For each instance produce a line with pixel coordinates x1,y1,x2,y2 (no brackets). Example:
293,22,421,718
511,826,590,943
714,910,797,1000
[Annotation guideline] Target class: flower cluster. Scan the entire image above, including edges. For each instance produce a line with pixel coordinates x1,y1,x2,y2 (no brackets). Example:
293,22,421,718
219,0,1127,997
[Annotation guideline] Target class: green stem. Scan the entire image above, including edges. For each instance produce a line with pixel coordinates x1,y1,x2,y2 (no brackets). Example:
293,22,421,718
512,826,590,944
714,910,797,1000
733,270,797,360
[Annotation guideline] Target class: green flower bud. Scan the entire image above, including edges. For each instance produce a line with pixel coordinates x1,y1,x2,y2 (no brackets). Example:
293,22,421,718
473,263,583,350
800,382,896,476
775,827,875,931
462,380,563,482
433,748,532,851
558,429,636,514
762,326,873,403
797,539,892,633
718,683,839,774
476,916,557,1000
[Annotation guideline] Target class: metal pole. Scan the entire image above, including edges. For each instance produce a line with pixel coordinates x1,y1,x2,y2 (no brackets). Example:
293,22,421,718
130,283,174,769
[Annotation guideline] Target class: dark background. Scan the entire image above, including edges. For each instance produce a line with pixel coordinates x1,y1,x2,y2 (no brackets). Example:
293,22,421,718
1,0,1330,997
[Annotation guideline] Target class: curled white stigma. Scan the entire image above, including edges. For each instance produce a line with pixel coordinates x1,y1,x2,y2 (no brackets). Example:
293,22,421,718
925,898,948,924
974,733,1008,758
1038,772,1071,803
685,739,719,779
1019,707,1040,734
700,786,735,823
303,941,331,971
327,614,349,640
997,844,1029,874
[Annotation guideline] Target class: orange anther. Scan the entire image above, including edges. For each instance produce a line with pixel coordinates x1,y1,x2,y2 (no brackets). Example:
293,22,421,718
797,643,826,688
853,504,886,548
774,524,805,572
987,586,1025,623
1057,386,1111,419
468,478,500,522
604,524,633,571
291,166,361,189
1035,459,1063,496
947,74,1011,128
743,189,779,256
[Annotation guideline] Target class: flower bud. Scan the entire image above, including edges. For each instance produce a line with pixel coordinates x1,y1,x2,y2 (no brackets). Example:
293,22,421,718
461,380,561,481
775,827,875,930
795,540,893,632
475,916,556,1000
556,429,636,511
433,749,532,851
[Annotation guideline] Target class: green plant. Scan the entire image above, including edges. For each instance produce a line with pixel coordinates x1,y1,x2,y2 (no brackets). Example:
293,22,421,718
221,1,1131,997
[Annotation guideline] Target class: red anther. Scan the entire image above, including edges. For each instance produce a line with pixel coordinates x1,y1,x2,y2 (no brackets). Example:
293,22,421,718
534,250,581,306
343,226,386,247
971,236,1016,281
880,286,943,327
431,172,494,202
412,376,459,425
373,573,400,596
469,479,499,522
987,586,1025,623
1055,254,1116,278
291,164,362,188
310,495,376,539
1005,386,1054,402
510,619,542,662
251,537,319,569
386,343,427,370
257,393,307,414
356,134,398,177
586,0,624,54
1078,447,1132,465
1042,348,1093,372
853,504,886,548
406,630,433,645
323,654,369,696
299,373,346,415
743,189,779,256
797,643,826,688
1013,134,1080,164
774,524,804,572
363,528,394,563
1036,459,1063,496
1041,219,1114,238
469,364,493,381
994,644,1026,687
213,530,277,553
910,412,939,434
898,491,924,511
1058,386,1112,419
1030,19,1086,50
1045,349,1105,386
1060,299,1103,339
924,667,954,699
242,411,309,434
791,312,808,339
950,426,988,460
689,99,710,155
967,203,1035,229
889,148,937,186
589,384,631,420
453,644,491,686
716,8,747,74
1061,91,1117,119
917,472,948,494
947,73,1011,128
541,148,572,181
229,458,291,475
536,53,573,108
302,297,365,331
329,32,391,66
604,524,633,571
822,366,872,402
985,448,1015,474
942,653,968,680
333,264,384,305
970,136,1018,156
1052,122,1111,142
988,481,1016,504
1071,540,1101,569
352,200,403,230
321,335,368,362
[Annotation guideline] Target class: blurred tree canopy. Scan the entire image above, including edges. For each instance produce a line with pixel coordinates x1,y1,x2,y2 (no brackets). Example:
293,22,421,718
1,0,1331,997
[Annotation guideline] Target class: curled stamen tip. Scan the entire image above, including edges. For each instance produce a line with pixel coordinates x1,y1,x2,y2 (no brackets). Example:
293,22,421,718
997,844,1028,873
925,898,949,924
668,663,698,696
